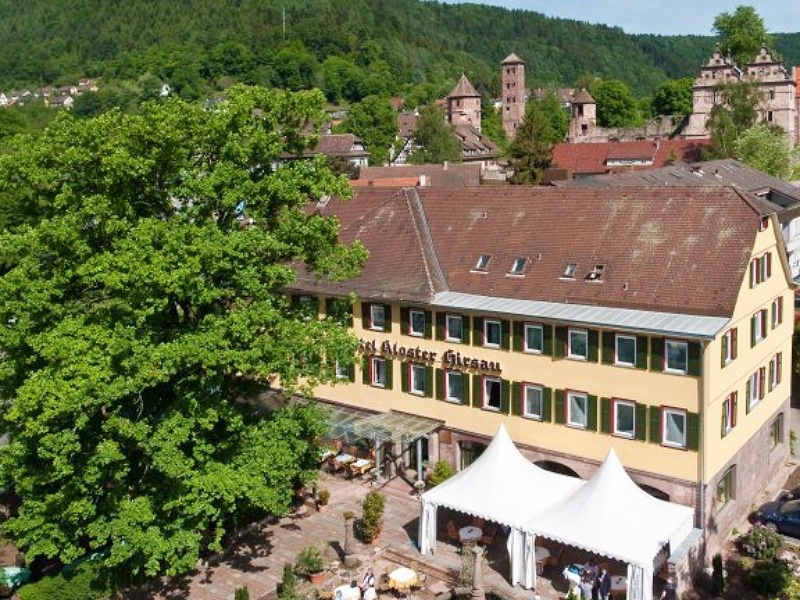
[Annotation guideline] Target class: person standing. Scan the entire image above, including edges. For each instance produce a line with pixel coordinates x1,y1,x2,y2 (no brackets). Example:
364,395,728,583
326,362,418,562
659,577,677,600
597,565,611,600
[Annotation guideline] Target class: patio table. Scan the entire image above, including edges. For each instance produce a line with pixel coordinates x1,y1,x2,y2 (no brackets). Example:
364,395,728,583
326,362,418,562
387,566,418,592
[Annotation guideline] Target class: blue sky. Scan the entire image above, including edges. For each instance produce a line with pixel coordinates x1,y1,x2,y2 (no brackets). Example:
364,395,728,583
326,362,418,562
437,1,800,36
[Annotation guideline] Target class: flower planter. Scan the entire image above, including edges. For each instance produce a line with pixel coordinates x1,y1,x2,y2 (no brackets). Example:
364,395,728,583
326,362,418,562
309,571,326,585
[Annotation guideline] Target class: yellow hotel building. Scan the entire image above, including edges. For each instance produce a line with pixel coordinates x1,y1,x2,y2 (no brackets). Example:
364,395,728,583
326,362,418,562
289,185,793,560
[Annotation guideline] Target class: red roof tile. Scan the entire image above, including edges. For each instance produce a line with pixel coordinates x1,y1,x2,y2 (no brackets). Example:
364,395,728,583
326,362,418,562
552,139,711,174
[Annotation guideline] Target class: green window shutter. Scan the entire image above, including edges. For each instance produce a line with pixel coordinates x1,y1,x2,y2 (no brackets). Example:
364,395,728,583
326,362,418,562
649,406,662,444
362,356,370,385
635,403,647,441
462,314,471,344
688,342,702,377
543,324,553,356
383,305,392,332
587,395,598,431
347,363,355,382
542,387,553,422
588,330,599,362
600,397,612,434
749,261,754,288
750,316,756,347
720,336,727,370
462,372,471,406
720,403,726,438
435,368,445,400
555,326,567,358
745,383,750,414
501,320,511,350
385,359,393,390
500,379,510,414
511,382,522,415
472,374,482,408
687,412,700,451
602,332,615,365
400,307,409,335
325,297,333,319
636,336,649,370
361,302,370,329
436,312,445,340
425,366,433,398
424,310,433,339
401,363,409,393
554,389,566,424
513,321,523,352
473,317,484,346
650,337,664,372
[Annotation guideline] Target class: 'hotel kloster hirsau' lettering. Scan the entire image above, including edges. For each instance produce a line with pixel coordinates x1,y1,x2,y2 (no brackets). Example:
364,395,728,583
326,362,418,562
358,339,501,373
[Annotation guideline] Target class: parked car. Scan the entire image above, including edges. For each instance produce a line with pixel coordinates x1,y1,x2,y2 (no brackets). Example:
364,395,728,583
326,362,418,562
754,498,800,537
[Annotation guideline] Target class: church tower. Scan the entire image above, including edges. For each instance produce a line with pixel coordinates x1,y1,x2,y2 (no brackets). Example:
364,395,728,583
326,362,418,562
501,53,525,140
448,74,482,132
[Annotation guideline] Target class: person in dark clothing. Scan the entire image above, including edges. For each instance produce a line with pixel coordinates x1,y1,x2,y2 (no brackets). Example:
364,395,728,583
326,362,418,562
659,577,678,600
597,565,611,600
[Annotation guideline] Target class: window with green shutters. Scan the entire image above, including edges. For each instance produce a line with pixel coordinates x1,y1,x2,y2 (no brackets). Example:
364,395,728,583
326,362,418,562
335,361,355,382
361,303,392,332
436,369,470,404
403,363,432,397
473,317,484,346
401,307,432,339
440,312,469,343
514,322,552,354
363,355,393,389
635,403,648,441
554,389,566,423
555,326,567,358
650,337,701,377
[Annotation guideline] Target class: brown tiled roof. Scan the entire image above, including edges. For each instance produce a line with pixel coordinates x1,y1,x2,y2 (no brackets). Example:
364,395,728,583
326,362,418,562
449,75,479,99
398,112,419,139
455,124,499,157
502,53,524,65
572,89,595,103
552,140,711,174
293,186,761,318
358,163,481,187
284,134,369,160
351,177,422,188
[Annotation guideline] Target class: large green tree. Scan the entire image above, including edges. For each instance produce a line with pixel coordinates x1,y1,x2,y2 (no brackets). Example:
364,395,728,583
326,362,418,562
735,124,794,178
713,5,772,67
705,80,763,158
509,101,554,185
651,77,694,118
337,95,397,165
0,85,366,579
591,79,640,128
408,105,462,165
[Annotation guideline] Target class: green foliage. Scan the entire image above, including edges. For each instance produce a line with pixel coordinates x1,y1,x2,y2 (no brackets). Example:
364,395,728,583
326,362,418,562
427,461,455,487
651,77,693,118
359,491,386,543
592,79,640,127
280,562,297,600
791,430,797,456
747,559,791,597
713,6,773,67
409,104,462,165
735,124,794,178
736,523,783,560
316,489,330,506
705,81,763,159
0,85,366,580
711,553,725,596
509,100,554,185
18,563,112,600
338,95,397,165
535,91,570,143
295,545,324,576
235,585,251,600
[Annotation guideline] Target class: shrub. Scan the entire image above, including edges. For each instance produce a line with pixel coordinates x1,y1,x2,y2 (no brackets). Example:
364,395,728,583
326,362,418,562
711,553,725,596
736,523,783,560
280,562,296,600
295,545,324,576
359,490,386,543
317,489,330,506
748,559,791,597
235,586,250,600
18,563,112,600
427,461,455,487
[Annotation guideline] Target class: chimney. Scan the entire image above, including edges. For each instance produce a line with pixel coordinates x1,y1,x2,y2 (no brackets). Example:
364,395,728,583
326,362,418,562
419,174,427,187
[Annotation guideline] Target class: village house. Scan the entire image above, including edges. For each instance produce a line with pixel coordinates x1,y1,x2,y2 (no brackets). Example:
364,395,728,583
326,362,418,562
287,185,792,586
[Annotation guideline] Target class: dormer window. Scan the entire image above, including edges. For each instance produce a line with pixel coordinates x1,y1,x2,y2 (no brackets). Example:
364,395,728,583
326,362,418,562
474,254,491,271
509,257,527,275
759,216,769,232
585,265,605,282
562,263,577,279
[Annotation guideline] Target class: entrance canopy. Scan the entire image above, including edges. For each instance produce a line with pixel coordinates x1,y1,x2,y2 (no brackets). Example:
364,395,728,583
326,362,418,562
326,405,442,446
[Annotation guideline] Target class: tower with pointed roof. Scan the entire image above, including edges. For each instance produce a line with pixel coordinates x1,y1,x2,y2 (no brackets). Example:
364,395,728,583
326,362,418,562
501,53,525,140
448,74,482,132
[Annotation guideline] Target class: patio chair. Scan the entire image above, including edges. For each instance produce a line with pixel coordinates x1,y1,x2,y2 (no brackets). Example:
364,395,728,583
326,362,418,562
446,520,460,542
481,526,497,546
544,546,564,568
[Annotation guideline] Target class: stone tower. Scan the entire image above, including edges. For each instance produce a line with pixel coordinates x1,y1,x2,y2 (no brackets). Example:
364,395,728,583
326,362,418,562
501,53,525,140
567,88,597,141
448,74,482,132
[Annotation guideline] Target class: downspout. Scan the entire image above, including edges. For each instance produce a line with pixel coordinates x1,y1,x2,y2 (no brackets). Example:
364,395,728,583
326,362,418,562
698,340,708,563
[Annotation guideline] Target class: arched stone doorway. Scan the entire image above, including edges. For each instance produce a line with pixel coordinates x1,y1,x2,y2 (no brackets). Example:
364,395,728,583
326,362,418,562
535,460,581,478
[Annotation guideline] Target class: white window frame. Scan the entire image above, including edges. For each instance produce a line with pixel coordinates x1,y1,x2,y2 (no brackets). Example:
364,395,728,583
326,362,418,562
664,339,688,374
613,399,635,439
748,367,765,411
753,309,767,344
445,370,464,404
722,392,736,436
370,356,386,387
615,334,636,367
524,323,544,354
716,466,735,508
484,319,501,348
722,328,737,365
567,328,588,360
474,254,491,270
567,391,588,429
410,364,426,395
510,257,527,274
769,352,782,391
370,304,386,331
483,377,502,411
335,361,349,380
445,314,463,342
772,296,783,329
409,309,425,337
523,384,544,419
662,408,687,448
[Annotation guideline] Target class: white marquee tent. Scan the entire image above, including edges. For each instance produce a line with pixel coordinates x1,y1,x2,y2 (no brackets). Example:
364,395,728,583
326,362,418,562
418,425,583,585
522,448,695,600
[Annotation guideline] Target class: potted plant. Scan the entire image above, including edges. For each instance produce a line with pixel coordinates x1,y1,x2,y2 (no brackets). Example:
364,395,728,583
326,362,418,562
295,545,326,584
359,490,386,544
316,488,330,512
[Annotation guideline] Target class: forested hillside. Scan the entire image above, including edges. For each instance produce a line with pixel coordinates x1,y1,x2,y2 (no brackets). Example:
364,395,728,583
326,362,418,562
0,0,799,100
